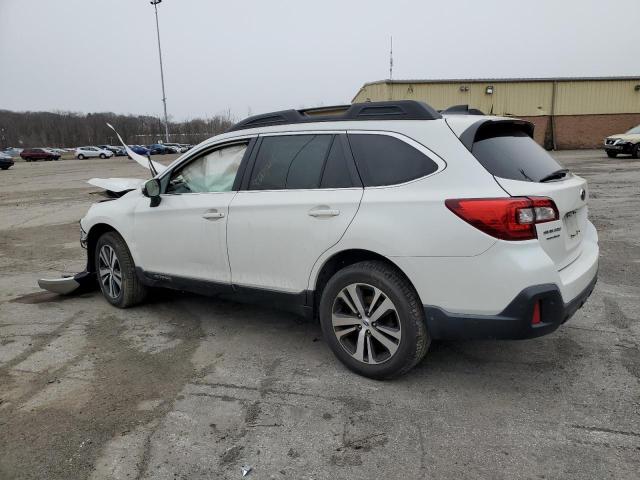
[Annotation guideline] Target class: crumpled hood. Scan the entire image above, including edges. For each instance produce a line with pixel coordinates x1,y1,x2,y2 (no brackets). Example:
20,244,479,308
87,177,145,193
606,133,640,142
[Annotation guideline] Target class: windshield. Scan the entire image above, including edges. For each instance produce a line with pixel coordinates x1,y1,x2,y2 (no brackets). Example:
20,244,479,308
625,125,640,134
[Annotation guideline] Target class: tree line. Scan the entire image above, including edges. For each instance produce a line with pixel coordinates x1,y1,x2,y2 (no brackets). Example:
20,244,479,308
0,110,234,149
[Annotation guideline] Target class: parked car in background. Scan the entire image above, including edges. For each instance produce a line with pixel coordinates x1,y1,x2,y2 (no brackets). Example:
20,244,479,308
99,145,127,156
180,144,194,151
163,143,188,153
128,145,151,156
76,146,114,159
604,125,640,158
49,148,68,156
0,152,15,170
3,147,23,157
147,144,171,155
20,148,61,161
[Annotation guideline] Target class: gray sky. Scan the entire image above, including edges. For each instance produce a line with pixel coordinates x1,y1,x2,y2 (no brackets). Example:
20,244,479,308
1,0,638,121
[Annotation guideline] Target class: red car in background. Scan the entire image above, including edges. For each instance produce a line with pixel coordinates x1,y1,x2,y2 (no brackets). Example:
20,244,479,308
20,148,61,161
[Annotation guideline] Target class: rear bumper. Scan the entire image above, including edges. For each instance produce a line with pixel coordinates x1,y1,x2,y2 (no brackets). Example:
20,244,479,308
424,272,597,340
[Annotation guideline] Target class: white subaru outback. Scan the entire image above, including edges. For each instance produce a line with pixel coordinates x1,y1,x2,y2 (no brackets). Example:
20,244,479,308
40,101,599,379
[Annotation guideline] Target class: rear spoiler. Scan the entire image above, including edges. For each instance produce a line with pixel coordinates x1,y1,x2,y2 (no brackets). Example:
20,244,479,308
458,119,535,152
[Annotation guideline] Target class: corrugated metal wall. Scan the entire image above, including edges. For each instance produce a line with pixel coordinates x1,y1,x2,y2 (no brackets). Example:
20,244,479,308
352,79,640,117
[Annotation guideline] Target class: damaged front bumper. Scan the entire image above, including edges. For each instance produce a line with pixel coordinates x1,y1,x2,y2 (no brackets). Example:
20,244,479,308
38,222,96,295
38,270,96,295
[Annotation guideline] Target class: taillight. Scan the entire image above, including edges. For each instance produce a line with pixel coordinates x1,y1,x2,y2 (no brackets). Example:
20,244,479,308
445,197,559,241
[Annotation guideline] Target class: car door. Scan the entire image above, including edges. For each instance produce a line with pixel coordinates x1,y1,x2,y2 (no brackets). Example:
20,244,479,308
133,139,253,284
227,133,364,293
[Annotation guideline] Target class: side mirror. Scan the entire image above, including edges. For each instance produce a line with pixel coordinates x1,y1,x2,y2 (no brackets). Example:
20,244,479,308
143,178,161,207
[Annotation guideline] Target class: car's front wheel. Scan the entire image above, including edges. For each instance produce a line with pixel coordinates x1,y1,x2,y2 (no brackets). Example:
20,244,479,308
99,153,106,159
95,231,147,308
319,260,429,379
632,144,640,159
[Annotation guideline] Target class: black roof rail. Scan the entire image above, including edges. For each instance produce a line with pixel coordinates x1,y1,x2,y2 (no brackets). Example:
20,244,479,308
440,104,486,115
227,100,442,132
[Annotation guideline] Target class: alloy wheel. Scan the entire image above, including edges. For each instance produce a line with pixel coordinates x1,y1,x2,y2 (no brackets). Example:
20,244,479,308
331,283,402,364
98,245,122,299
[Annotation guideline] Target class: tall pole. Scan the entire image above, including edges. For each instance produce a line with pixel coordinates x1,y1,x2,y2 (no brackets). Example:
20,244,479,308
389,36,393,81
151,0,169,142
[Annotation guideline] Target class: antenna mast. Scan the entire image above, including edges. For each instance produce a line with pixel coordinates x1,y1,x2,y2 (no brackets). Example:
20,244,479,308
389,36,393,80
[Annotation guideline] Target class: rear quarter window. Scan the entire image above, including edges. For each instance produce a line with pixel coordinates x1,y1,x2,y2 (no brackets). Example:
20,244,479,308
347,134,439,187
471,124,565,182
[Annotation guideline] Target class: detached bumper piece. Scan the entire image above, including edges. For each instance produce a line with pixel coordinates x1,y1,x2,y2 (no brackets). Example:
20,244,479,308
424,274,597,340
38,271,96,295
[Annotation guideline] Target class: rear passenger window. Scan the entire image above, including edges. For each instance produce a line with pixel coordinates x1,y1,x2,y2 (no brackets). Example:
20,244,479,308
348,134,439,187
249,135,333,190
320,136,357,188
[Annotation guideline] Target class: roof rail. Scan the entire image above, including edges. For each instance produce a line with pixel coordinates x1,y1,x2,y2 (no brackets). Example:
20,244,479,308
440,104,486,116
227,100,442,132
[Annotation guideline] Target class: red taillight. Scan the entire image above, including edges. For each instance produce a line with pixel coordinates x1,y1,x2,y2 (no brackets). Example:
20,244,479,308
445,197,559,241
531,300,541,325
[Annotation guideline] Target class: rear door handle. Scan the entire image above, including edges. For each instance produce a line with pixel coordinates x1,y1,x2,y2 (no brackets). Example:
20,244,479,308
308,208,340,217
202,211,225,220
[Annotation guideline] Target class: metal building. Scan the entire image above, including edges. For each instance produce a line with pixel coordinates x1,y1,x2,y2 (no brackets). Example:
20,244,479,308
352,77,640,149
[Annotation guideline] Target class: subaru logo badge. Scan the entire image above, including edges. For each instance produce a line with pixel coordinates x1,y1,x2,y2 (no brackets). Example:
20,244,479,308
580,188,586,201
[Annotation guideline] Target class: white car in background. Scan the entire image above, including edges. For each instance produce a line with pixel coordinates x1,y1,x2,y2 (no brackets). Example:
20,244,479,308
40,101,599,379
76,146,114,160
161,143,186,153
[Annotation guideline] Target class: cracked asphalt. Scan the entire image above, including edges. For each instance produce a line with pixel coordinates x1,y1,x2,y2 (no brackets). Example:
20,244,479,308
0,151,638,479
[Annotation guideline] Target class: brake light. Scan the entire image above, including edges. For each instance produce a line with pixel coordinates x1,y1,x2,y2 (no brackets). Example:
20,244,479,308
445,197,559,241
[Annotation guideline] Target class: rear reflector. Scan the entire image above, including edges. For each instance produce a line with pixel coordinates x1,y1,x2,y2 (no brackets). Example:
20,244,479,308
531,301,541,325
445,197,559,241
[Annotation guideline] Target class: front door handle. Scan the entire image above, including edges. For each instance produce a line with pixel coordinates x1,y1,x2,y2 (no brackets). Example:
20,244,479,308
202,211,225,220
308,208,340,218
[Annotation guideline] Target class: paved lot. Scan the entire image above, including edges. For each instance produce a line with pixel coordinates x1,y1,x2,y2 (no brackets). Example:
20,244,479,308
0,151,638,479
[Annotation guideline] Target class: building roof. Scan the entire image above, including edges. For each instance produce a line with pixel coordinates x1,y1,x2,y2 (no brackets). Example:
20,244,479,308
361,76,640,86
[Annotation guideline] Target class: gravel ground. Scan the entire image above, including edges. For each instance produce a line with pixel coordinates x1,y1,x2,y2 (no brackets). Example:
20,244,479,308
0,151,638,479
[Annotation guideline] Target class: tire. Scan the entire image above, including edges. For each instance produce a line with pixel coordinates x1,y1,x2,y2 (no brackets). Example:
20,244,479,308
632,144,640,159
606,151,617,158
95,231,148,308
1,166,8,170
99,153,106,159
319,260,429,379
78,154,85,160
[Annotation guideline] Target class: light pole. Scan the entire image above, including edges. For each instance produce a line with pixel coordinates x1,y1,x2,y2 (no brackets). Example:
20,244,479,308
151,0,169,142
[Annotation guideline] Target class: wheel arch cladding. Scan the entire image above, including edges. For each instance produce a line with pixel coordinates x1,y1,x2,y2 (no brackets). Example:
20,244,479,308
86,223,122,272
312,249,421,314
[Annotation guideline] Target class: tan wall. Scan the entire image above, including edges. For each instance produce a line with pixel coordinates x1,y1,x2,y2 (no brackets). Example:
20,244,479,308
353,79,640,117
554,80,640,115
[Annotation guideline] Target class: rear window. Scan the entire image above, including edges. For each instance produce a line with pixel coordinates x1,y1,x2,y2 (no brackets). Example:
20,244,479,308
348,134,439,187
472,125,564,182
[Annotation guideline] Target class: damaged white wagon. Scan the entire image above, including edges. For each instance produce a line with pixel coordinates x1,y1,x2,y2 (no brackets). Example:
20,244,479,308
39,101,599,378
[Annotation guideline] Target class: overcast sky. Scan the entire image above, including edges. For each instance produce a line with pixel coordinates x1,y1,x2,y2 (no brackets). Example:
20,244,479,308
1,0,638,121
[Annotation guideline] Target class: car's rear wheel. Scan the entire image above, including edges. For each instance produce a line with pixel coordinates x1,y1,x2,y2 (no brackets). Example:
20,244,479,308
319,260,429,379
632,144,640,159
95,231,147,308
78,154,85,160
606,151,617,158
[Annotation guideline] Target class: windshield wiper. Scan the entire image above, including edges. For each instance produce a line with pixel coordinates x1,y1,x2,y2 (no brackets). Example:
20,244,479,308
539,169,569,183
